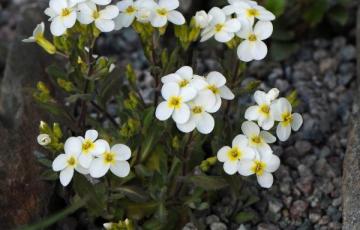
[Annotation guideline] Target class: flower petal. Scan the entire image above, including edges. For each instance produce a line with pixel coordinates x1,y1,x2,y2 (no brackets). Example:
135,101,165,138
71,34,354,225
196,112,215,134
155,101,174,121
224,19,241,32
172,103,190,124
62,11,77,28
167,10,185,25
117,0,133,11
111,144,131,161
176,66,193,80
100,5,119,19
85,130,98,142
151,14,167,27
207,94,222,113
64,137,82,155
52,154,67,171
95,19,115,32
241,121,260,137
237,40,253,62
276,124,291,141
75,165,89,175
177,116,197,133
50,17,66,36
260,131,276,143
291,113,303,131
224,161,238,175
245,105,260,121
49,0,67,14
250,40,267,60
161,82,180,100
180,86,197,102
79,154,93,168
92,139,109,156
254,20,273,40
110,161,130,177
257,172,273,188
238,159,254,176
259,117,274,130
254,90,269,105
208,7,225,24
89,158,110,178
194,90,216,111
161,73,182,84
92,0,112,5
206,71,226,87
256,6,275,21
232,134,248,147
262,153,280,173
59,167,74,186
219,85,234,100
215,31,233,43
159,0,179,10
217,146,231,162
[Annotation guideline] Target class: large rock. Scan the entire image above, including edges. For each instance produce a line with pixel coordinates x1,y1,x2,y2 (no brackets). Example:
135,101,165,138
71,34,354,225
342,6,360,230
0,4,53,229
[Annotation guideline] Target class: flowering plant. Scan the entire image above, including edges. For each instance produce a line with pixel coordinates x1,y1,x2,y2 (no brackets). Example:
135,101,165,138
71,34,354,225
26,0,303,228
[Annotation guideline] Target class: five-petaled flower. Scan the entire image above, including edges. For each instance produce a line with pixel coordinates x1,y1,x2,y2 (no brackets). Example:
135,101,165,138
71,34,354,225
238,152,280,188
89,142,131,178
200,7,241,43
149,0,185,27
271,98,303,141
217,134,256,175
155,82,196,124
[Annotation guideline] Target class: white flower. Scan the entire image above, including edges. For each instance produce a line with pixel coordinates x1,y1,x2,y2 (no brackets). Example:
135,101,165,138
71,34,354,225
115,0,156,29
23,22,45,43
241,121,276,156
89,142,131,178
77,130,108,168
193,72,235,113
78,2,119,32
73,0,112,5
238,152,280,188
271,98,303,141
176,91,216,134
155,82,196,124
245,89,279,130
161,66,199,98
37,134,51,146
237,21,273,62
194,10,212,29
224,0,275,26
149,0,185,27
217,134,256,175
45,0,78,36
200,7,241,43
52,137,89,186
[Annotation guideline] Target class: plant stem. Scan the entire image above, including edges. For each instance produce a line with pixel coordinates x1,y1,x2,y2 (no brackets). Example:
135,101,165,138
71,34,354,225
90,101,119,129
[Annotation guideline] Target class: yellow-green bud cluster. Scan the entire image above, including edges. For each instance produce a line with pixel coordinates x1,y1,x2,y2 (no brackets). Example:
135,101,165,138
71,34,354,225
200,156,217,172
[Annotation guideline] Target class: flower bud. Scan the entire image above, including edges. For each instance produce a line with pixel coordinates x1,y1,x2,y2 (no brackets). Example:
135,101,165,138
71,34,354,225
194,11,212,29
37,134,51,146
36,37,57,55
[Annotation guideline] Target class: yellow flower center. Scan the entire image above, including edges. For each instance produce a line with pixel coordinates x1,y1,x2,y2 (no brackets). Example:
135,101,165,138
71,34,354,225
192,106,203,114
61,8,71,17
251,160,266,176
179,79,189,88
82,140,95,154
93,10,100,19
67,156,77,167
247,8,259,17
248,34,257,41
259,104,270,116
168,96,182,109
126,5,136,14
227,147,242,161
157,8,168,16
103,152,116,165
281,112,293,126
208,85,219,94
251,135,262,145
215,24,224,32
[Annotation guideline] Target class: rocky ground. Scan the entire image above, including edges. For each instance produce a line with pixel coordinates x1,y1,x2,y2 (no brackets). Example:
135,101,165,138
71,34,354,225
0,1,357,230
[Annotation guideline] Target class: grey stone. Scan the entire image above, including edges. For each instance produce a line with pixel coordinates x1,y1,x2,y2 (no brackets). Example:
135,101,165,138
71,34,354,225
295,140,312,156
309,211,322,223
210,222,227,230
297,164,313,178
206,215,220,225
340,45,356,61
183,223,197,230
0,4,52,229
290,200,308,219
257,223,279,230
268,198,283,213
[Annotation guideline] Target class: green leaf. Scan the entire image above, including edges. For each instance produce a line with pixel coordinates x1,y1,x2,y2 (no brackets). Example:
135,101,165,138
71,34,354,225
40,169,59,181
188,175,229,191
37,158,53,168
66,93,92,103
243,195,260,208
265,0,286,16
234,211,256,223
303,0,329,27
328,6,348,26
126,202,159,220
113,185,149,202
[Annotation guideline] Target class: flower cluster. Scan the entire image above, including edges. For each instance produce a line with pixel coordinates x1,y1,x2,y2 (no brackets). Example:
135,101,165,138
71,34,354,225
155,66,234,134
217,89,303,188
44,0,120,36
51,130,131,186
115,0,185,29
198,0,275,62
